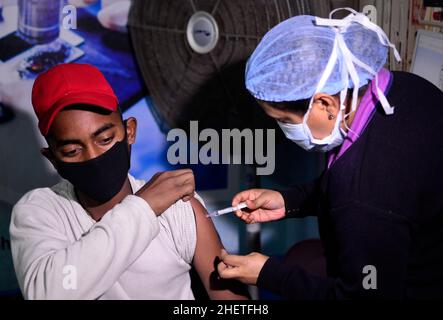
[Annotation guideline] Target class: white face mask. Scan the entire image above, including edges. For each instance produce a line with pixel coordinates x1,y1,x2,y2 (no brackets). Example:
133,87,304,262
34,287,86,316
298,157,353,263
277,109,346,152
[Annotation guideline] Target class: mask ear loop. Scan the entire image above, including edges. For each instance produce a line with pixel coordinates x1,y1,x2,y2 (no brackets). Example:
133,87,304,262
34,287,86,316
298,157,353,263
339,64,360,138
316,15,360,115
309,19,359,142
317,14,365,138
302,36,340,144
338,47,357,137
316,15,355,138
336,32,363,139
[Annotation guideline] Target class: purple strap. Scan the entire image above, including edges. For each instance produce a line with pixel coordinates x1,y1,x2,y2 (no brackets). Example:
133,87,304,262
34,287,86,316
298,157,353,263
328,68,392,168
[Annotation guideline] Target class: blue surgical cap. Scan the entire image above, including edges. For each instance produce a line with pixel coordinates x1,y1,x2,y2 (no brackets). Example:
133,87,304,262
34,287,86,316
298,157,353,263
245,13,391,103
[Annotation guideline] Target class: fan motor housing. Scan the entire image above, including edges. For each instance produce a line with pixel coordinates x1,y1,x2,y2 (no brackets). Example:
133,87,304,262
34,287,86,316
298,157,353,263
186,11,219,54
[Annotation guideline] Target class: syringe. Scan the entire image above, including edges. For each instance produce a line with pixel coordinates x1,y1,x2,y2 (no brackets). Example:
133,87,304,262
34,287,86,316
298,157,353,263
206,202,248,218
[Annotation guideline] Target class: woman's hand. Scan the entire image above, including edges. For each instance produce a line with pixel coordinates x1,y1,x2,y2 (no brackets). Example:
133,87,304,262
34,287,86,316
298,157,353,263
232,189,286,223
217,249,269,285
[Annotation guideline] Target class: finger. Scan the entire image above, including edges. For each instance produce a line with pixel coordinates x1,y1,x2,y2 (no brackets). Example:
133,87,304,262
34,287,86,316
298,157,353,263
235,207,253,220
238,211,251,223
221,252,247,267
246,216,255,224
161,169,192,181
181,180,195,197
172,174,195,197
218,265,242,280
235,209,246,218
232,190,255,207
220,249,236,264
182,173,195,186
182,194,194,202
173,171,195,187
246,195,268,210
167,168,193,177
233,209,248,222
217,261,228,275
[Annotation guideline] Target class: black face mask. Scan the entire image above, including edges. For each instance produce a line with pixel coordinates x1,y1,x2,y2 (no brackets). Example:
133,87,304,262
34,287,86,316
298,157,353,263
54,135,131,204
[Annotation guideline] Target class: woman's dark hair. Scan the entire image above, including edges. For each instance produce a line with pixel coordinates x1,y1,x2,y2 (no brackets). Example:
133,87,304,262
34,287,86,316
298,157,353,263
266,99,311,114
265,85,369,113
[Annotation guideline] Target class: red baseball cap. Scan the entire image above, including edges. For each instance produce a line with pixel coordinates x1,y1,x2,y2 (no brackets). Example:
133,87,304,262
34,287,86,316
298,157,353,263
32,63,119,136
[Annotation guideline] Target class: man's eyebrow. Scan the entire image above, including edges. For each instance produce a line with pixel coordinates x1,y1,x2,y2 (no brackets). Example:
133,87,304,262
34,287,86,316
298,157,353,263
91,123,116,138
54,123,117,148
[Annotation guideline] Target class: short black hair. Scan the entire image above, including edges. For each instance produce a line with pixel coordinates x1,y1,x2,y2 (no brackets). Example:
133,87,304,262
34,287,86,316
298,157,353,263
265,85,369,113
266,99,310,114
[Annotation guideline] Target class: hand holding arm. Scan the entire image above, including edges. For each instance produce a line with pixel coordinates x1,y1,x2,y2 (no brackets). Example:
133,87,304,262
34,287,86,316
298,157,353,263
217,250,269,286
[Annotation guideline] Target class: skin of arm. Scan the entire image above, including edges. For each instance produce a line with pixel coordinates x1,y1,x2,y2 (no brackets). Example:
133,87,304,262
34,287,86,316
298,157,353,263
189,198,249,300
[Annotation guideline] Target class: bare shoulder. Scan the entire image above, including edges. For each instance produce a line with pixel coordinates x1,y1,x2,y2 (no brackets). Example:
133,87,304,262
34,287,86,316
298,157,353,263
189,196,219,240
189,196,250,300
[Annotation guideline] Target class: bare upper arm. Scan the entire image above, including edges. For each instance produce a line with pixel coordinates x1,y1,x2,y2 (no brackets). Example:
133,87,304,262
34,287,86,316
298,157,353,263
190,197,249,300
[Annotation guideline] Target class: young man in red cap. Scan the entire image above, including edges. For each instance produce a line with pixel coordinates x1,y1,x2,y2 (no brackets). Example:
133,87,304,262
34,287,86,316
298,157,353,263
9,63,248,300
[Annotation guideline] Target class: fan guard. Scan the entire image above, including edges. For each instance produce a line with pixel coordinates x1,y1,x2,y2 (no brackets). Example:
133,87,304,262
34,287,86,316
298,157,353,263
128,0,312,132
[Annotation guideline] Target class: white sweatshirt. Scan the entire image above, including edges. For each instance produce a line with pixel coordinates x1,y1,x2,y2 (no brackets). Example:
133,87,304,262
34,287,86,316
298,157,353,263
9,175,197,300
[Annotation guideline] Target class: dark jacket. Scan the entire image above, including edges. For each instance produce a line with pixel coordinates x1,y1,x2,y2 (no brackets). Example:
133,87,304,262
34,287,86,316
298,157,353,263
257,72,443,299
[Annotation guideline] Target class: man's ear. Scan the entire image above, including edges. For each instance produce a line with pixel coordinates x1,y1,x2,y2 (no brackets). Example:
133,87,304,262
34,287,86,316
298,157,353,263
125,117,137,146
41,148,57,169
312,93,340,116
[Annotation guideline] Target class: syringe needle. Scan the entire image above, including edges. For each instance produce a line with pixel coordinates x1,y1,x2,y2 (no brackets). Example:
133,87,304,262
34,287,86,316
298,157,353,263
206,202,248,218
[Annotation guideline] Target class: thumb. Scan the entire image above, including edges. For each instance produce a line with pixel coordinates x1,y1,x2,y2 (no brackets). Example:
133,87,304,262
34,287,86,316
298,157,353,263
246,195,267,210
218,265,241,280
